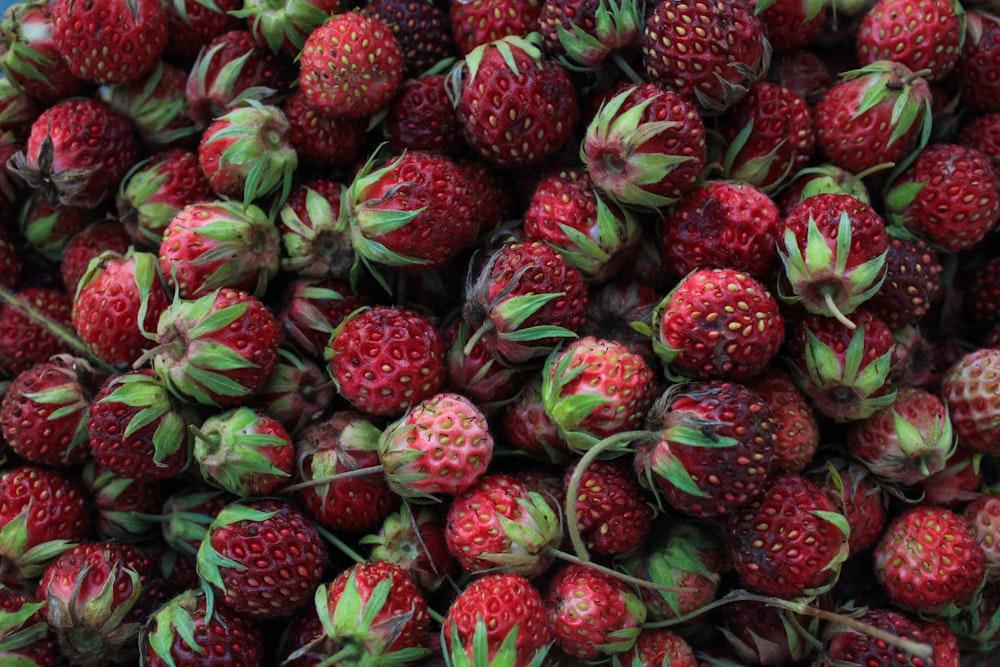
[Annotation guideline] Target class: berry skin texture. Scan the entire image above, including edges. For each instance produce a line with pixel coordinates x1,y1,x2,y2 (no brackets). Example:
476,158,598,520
855,0,963,80
873,505,988,615
941,347,1000,454
820,608,933,667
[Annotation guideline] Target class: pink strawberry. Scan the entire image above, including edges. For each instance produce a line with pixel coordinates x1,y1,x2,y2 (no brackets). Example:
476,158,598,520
941,347,1000,454
964,484,1000,583
360,506,457,594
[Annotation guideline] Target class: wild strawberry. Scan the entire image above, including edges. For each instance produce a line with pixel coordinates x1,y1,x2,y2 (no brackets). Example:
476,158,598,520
445,473,562,577
378,391,494,500
647,268,785,382
364,0,454,76
856,0,963,80
968,257,1000,329
449,0,542,54
807,459,888,556
248,348,335,437
785,309,897,421
522,166,640,284
158,199,280,299
60,220,132,293
299,11,405,119
198,101,297,208
620,627,697,667
581,81,708,210
540,335,657,453
149,287,281,407
159,486,233,564
915,618,962,667
326,305,446,418
813,60,933,174
538,0,644,71
778,193,889,328
99,61,202,150
462,241,589,366
444,320,527,416
361,506,457,594
884,143,1000,253
715,81,815,193
0,357,95,467
191,406,295,497
383,72,466,156
579,278,659,366
661,180,782,283
953,9,1000,114
140,589,264,667
315,560,430,663
964,485,1000,583
866,235,944,328
292,410,397,533
874,505,988,615
451,34,578,168
39,540,165,665
641,0,771,113
0,585,58,666
721,598,821,665
88,368,193,481
820,608,933,667
72,249,171,368
940,347,1000,454
957,112,1000,184
8,97,140,208
501,372,570,462
80,460,169,542
277,277,368,359
728,473,850,599
635,380,776,518
564,458,654,556
0,286,75,376
847,386,955,486
544,562,646,660
752,0,827,53
16,191,97,265
277,178,349,279
50,0,167,85
443,572,551,667
920,446,984,509
197,498,327,619
746,365,820,474
0,0,89,101
0,226,20,290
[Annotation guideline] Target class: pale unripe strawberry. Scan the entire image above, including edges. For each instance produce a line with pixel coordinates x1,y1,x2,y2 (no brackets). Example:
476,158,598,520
941,347,1000,454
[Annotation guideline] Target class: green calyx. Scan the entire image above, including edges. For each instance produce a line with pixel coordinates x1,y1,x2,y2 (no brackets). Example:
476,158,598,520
192,407,290,496
0,598,49,657
146,590,205,667
482,491,562,575
99,371,189,468
554,0,642,70
540,343,615,455
550,192,639,283
230,0,328,54
100,61,202,146
279,184,353,278
444,616,549,667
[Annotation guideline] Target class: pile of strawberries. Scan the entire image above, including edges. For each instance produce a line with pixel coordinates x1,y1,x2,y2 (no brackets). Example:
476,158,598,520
0,0,999,664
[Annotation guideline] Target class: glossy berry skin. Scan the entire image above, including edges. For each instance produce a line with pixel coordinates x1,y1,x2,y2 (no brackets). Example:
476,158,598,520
855,0,963,80
820,608,933,667
940,347,1000,454
0,286,75,376
746,366,819,474
865,236,943,328
564,459,654,556
953,9,1000,114
327,306,446,418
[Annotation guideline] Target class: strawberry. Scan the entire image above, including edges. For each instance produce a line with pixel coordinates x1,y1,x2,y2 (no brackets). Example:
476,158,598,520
501,372,571,462
39,541,165,663
964,485,1000,583
0,357,95,467
277,277,369,359
314,560,430,664
873,505,988,615
728,473,850,599
298,11,405,119
579,278,659,366
282,88,368,169
159,486,233,564
540,335,657,453
856,0,964,80
953,9,1000,114
444,319,527,416
0,0,89,101
820,608,934,667
196,498,327,619
449,0,542,54
968,257,1000,329
807,459,888,556
294,411,398,534
641,0,771,113
752,0,827,53
0,286,75,376
635,380,776,518
248,348,336,437
720,598,819,665
563,458,654,556
884,143,1000,253
277,178,349,279
149,287,281,407
813,60,933,174
81,460,169,542
445,473,562,577
50,0,168,85
915,618,962,667
451,34,578,168
847,386,955,486
326,305,446,418
785,309,897,421
865,235,943,328
8,97,140,208
537,0,644,71
160,0,241,62
443,572,551,667
957,112,1000,184
378,391,494,500
920,446,984,509
158,199,280,299
778,193,889,328
652,268,783,383
462,241,589,366
0,227,20,290
768,47,835,103
544,562,646,660
16,191,97,265
383,73,466,156
99,61,202,150
522,166,640,284
72,249,172,368
233,0,331,56
60,220,132,293
0,584,58,666
661,180,782,283
191,406,295,497
364,0,454,76
88,368,193,482
197,101,297,208
140,589,264,667
581,81,708,210
618,627,697,667
746,365,820,474
940,347,1000,454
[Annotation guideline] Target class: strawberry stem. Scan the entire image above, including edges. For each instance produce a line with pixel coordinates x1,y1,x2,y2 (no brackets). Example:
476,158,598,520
822,288,856,330
547,548,695,594
279,464,385,494
609,51,643,84
315,524,366,564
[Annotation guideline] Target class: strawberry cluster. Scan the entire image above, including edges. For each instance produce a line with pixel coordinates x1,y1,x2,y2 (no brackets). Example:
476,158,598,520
0,0,998,664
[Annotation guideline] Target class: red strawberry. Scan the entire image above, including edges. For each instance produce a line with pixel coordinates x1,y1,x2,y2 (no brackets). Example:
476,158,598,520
16,191,96,265
0,465,92,580
99,61,202,150
277,277,369,358
920,446,984,509
544,562,646,660
149,287,281,407
954,9,1000,114
361,506,457,594
449,0,542,54
444,319,527,417
968,257,1000,329
0,0,89,101
728,473,850,599
443,572,551,667
383,73,466,156
648,267,785,382
60,220,132,293
940,347,1000,454
752,0,827,53
364,0,454,76
0,286,75,376
196,498,327,619
873,505,988,615
72,249,171,368
248,348,336,437
807,459,888,556
964,485,1000,583
820,608,934,667
0,226,20,290
0,585,57,666
746,365,820,474
865,235,944,328
721,598,819,665
563,458,654,556
80,460,169,542
620,627,697,667
501,372,570,462
579,278,659,366
884,143,1000,253
140,589,264,667
956,112,1000,184
50,0,168,85
641,0,771,113
452,34,578,168
855,0,963,80
298,12,405,118
538,0,644,71
813,60,933,174
326,305,446,418
8,97,140,208
282,88,368,168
